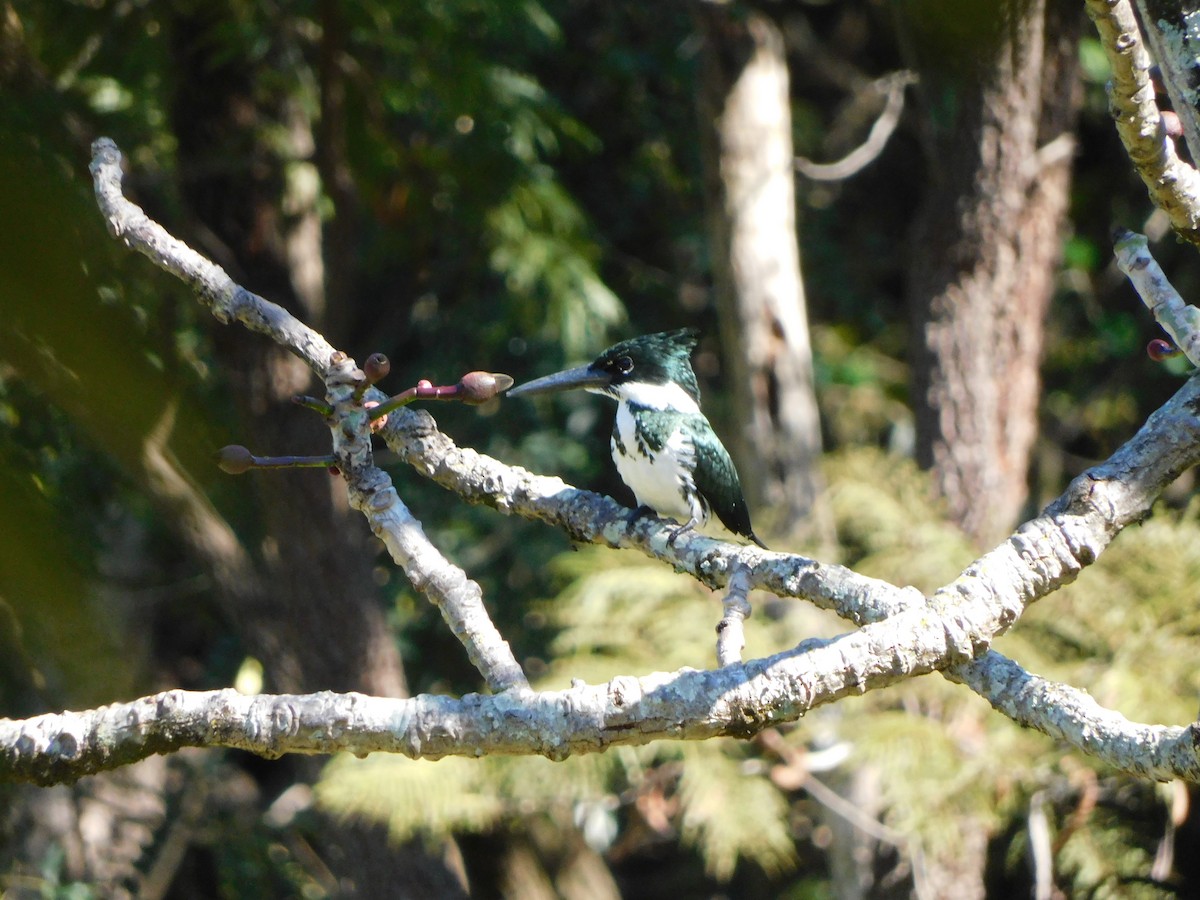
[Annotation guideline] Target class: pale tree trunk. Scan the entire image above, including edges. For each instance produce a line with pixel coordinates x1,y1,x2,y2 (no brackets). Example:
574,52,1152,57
694,6,829,545
906,0,1082,548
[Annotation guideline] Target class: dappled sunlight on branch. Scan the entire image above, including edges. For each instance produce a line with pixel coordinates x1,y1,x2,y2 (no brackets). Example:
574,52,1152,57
4,139,1200,786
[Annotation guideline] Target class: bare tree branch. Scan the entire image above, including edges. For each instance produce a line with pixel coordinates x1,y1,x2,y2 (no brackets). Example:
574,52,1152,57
716,565,752,666
4,138,1199,787
953,650,1200,782
1085,0,1200,241
794,71,916,182
90,138,526,695
0,620,1067,784
90,138,339,374
1113,226,1200,365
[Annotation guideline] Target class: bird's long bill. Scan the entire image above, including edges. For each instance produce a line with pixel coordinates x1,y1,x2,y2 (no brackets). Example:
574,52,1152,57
507,363,609,398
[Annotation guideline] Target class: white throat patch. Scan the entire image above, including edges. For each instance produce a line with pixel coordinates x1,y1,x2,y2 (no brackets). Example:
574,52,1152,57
611,380,700,414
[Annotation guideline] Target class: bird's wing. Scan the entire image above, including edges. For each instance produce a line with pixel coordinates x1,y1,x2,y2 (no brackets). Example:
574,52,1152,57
683,414,757,541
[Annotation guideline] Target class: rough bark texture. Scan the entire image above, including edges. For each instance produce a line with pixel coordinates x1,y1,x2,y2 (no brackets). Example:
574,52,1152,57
694,6,827,542
1136,0,1200,163
906,0,1082,547
1085,0,1200,241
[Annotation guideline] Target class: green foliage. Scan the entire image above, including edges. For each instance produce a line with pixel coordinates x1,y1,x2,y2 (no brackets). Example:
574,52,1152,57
811,325,911,451
34,844,97,900
1052,783,1168,900
319,755,507,843
851,706,1011,855
322,542,820,881
487,172,625,357
536,547,723,681
823,447,975,589
324,448,1200,894
326,0,627,360
998,507,1200,727
676,744,796,880
319,739,799,883
1079,36,1113,86
0,129,234,712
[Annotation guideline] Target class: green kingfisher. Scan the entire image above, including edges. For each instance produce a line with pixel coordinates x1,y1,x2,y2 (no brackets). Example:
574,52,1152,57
508,329,766,548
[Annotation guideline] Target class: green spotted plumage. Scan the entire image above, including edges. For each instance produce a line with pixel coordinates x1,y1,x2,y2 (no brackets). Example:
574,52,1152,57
509,329,765,548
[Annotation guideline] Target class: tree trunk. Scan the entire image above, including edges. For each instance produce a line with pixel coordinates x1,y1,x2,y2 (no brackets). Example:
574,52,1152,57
694,6,829,545
905,0,1082,547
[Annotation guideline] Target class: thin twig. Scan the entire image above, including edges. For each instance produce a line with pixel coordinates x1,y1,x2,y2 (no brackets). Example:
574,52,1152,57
795,71,916,181
716,565,752,666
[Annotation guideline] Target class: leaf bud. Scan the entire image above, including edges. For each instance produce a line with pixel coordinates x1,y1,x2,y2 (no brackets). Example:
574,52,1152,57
1147,338,1181,361
364,352,391,385
457,371,515,404
1162,110,1183,140
215,445,254,475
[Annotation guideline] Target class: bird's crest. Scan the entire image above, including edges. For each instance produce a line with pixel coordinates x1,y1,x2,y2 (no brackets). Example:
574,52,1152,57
591,328,701,404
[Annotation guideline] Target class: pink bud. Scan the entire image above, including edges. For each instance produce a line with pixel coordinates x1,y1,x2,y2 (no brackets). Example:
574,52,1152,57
364,352,391,385
1162,111,1183,139
1147,338,1181,361
457,371,516,404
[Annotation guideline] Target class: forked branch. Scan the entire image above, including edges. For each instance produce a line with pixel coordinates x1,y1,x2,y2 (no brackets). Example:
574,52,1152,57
2,141,1199,786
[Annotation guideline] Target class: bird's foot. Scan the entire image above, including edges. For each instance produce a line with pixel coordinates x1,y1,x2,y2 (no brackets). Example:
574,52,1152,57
667,517,698,547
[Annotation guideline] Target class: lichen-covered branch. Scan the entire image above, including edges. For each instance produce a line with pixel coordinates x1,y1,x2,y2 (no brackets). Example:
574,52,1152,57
716,565,752,666
324,362,527,692
1114,227,1200,366
1085,0,1200,241
0,601,1042,783
7,137,1181,788
383,405,924,622
90,138,340,374
953,651,1200,781
1135,0,1200,166
89,138,525,694
385,366,1200,781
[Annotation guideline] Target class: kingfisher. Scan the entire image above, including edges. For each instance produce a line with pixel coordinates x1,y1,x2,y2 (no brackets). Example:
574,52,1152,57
508,329,766,548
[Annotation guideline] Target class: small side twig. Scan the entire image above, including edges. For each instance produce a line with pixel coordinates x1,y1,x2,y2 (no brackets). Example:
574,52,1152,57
369,371,514,420
90,137,527,695
794,71,915,182
215,445,336,474
1113,228,1200,367
716,565,753,666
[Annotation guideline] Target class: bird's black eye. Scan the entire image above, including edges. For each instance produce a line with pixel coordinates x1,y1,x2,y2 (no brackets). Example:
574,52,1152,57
615,355,634,374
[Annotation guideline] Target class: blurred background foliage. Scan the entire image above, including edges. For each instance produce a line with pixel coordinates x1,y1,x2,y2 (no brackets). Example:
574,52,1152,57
2,0,1200,897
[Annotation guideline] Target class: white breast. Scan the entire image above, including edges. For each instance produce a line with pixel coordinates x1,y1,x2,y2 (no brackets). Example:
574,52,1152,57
611,403,707,526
